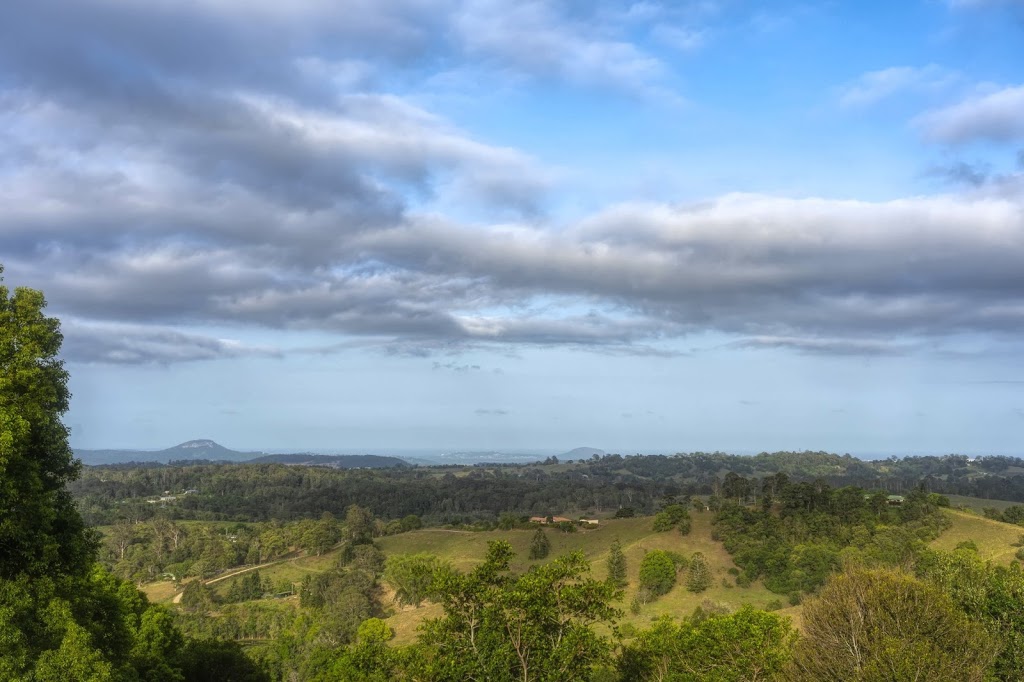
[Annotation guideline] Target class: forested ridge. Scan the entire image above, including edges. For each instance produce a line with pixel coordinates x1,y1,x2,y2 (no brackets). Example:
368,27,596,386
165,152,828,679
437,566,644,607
71,448,1024,527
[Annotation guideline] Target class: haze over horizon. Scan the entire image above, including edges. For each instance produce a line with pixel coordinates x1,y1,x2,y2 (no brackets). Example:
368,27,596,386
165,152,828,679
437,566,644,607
2,1,1023,455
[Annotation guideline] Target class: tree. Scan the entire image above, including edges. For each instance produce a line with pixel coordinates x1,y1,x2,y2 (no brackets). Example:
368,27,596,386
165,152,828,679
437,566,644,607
606,538,627,588
652,504,691,534
345,505,375,545
384,553,448,607
788,568,998,681
686,552,713,593
302,512,341,556
0,270,95,580
529,527,551,560
420,541,621,681
916,548,1024,680
639,550,677,599
619,606,795,681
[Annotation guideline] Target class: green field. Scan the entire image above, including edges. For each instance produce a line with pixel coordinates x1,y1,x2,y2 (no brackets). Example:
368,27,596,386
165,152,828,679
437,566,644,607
931,509,1023,564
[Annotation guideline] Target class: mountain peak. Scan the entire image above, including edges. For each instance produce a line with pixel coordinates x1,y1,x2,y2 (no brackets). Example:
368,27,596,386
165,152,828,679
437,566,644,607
177,439,219,449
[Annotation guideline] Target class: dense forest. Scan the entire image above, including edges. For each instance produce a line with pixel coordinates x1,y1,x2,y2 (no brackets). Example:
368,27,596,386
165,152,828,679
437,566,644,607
8,270,1024,681
70,448,1024,527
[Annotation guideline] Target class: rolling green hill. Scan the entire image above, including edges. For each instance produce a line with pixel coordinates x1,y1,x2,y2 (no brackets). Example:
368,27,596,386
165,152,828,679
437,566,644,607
144,501,1024,647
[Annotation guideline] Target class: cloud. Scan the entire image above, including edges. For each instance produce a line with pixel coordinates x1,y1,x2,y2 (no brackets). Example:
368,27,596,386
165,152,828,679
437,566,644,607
729,336,915,356
8,188,1024,362
451,0,669,94
474,408,509,416
60,320,280,364
650,24,707,52
838,65,957,108
926,160,992,187
917,85,1024,143
434,362,482,372
4,0,1024,365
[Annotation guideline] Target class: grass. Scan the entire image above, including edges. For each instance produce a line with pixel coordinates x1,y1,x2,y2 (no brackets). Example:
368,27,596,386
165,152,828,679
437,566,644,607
945,494,1021,513
376,513,783,642
143,502,1017,645
930,509,1023,565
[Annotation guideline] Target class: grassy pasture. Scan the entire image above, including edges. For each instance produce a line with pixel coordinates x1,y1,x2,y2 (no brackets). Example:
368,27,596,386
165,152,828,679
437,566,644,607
930,509,1023,565
376,513,784,641
141,502,1018,646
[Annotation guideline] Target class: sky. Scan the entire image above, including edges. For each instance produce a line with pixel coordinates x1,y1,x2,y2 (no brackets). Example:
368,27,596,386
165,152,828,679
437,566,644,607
2,0,1024,456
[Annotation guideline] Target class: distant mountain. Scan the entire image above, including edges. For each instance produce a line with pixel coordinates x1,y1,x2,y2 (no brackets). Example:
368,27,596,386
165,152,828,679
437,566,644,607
244,453,408,468
76,439,258,465
561,447,606,460
75,440,410,468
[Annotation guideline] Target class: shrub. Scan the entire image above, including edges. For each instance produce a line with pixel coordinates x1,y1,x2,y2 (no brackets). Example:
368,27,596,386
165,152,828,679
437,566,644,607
639,550,677,598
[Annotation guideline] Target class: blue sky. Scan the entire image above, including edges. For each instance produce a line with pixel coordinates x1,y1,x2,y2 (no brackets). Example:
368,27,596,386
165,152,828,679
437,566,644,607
2,0,1023,455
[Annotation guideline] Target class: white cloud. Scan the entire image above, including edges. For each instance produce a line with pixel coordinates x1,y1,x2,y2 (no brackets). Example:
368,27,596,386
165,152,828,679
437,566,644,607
452,0,667,93
838,65,957,108
916,85,1024,143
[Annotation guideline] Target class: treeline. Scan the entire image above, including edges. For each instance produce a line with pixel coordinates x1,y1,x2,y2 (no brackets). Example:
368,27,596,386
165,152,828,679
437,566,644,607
70,462,671,525
70,451,1024,528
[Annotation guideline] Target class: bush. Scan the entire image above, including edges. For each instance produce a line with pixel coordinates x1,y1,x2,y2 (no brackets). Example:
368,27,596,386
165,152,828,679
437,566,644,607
639,550,677,598
736,573,753,588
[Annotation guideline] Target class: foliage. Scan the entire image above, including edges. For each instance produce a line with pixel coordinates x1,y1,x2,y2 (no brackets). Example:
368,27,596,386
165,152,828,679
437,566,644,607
0,273,95,581
528,527,550,560
418,541,622,682
916,548,1024,680
638,550,677,599
685,552,712,593
713,483,949,595
652,504,691,535
384,553,449,607
0,270,220,680
788,568,998,681
606,538,627,588
618,605,795,681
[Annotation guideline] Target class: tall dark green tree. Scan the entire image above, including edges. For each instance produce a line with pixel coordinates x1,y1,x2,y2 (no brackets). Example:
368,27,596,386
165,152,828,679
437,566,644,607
0,268,248,680
606,538,627,588
0,268,95,580
686,552,713,593
529,527,551,560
